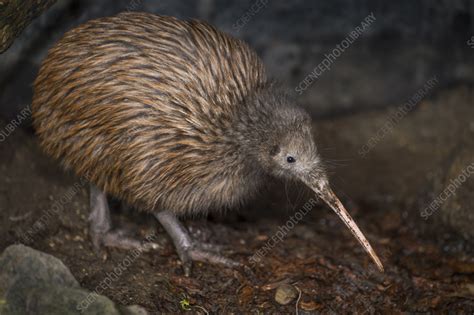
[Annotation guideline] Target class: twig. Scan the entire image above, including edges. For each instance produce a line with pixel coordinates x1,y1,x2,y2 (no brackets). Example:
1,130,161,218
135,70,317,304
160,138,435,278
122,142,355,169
193,305,210,315
9,211,32,222
294,285,302,315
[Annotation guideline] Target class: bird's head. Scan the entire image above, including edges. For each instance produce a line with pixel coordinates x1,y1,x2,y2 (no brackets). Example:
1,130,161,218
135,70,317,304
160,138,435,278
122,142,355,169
249,89,384,271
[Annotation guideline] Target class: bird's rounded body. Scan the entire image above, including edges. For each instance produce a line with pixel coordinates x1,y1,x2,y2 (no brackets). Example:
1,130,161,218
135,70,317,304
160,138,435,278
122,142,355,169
32,12,268,215
32,12,385,271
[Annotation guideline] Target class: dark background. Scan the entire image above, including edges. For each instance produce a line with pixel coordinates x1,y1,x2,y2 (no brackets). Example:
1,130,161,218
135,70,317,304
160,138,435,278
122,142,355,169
0,1,473,313
1,0,473,120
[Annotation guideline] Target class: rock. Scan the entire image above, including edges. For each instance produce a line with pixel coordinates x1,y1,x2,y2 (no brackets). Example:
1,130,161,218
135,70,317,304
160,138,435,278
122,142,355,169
464,283,474,295
1,1,474,122
0,244,79,291
436,133,474,240
7,285,120,315
274,284,298,305
0,244,146,315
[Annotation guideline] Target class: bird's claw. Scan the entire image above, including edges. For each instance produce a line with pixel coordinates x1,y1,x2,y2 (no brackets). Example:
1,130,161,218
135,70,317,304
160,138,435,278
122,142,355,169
177,242,241,276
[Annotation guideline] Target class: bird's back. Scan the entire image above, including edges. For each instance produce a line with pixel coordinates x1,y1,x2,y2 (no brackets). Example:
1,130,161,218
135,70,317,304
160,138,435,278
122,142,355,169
32,12,267,214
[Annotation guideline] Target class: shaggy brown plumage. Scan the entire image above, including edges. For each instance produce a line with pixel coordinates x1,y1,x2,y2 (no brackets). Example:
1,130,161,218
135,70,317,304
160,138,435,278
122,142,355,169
32,12,383,271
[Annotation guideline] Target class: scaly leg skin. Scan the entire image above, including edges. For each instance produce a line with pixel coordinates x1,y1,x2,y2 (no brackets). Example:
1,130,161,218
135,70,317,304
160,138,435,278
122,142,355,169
155,210,241,276
89,184,158,252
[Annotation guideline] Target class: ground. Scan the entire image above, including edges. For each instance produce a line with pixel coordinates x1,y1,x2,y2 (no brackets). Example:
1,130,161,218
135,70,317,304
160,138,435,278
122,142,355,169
1,87,474,314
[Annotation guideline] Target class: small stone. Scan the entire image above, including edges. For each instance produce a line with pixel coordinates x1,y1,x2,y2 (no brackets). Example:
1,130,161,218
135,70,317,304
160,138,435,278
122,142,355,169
274,284,298,305
122,305,149,315
464,283,474,295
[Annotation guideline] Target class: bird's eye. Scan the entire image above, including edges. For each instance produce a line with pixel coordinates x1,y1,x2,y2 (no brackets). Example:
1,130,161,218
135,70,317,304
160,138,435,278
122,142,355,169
287,156,296,163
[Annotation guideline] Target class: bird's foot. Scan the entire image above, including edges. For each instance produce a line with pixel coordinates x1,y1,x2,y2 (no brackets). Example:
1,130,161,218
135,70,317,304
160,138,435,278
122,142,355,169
177,241,241,276
89,184,159,254
155,210,241,276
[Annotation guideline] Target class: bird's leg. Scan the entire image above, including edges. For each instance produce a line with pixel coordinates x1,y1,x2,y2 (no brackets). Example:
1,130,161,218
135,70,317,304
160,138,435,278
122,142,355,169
155,210,240,276
89,184,158,252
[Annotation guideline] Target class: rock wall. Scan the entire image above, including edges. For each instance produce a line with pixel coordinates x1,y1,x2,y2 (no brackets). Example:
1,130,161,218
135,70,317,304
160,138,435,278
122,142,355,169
0,0,473,121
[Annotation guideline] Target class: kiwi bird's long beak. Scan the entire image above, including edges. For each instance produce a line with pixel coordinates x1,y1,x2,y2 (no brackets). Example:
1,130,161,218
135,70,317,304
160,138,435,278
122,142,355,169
304,178,384,272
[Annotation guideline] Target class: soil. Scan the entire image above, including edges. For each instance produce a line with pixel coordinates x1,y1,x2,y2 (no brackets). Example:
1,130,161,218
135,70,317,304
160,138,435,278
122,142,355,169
1,91,474,314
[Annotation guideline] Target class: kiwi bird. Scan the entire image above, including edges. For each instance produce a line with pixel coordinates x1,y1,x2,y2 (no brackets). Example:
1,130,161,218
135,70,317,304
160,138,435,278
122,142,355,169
32,12,383,274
